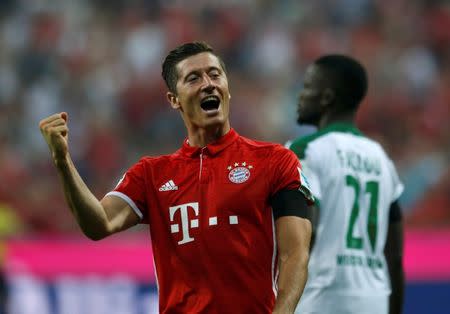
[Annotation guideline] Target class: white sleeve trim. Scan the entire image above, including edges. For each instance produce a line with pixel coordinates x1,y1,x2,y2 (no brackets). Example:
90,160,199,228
393,182,405,202
284,140,292,149
105,191,144,220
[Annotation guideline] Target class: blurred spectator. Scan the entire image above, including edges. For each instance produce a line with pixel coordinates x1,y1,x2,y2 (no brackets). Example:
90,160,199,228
406,167,450,227
0,0,448,234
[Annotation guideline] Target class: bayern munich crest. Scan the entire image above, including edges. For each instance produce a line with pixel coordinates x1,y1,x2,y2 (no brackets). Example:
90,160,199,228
227,162,252,184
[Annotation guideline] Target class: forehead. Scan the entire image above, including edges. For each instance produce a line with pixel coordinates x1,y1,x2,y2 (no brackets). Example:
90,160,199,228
303,64,327,86
176,52,223,77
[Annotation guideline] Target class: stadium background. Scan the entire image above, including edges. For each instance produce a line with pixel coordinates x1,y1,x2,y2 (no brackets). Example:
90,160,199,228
0,0,449,313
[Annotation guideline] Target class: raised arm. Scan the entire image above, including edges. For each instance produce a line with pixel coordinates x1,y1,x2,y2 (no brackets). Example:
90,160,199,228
384,201,405,314
39,112,140,240
271,190,312,314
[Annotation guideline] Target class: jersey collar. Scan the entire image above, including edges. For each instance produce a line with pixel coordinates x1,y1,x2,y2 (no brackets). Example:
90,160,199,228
179,128,239,158
321,122,363,136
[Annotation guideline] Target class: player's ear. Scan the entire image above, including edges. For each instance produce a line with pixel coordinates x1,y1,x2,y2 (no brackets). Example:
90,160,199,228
321,88,335,108
167,92,181,110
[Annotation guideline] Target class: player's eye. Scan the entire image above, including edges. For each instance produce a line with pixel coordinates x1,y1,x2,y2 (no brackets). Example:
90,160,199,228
187,75,199,82
209,71,220,79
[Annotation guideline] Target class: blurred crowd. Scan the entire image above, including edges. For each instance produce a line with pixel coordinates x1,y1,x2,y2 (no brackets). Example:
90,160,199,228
0,0,448,235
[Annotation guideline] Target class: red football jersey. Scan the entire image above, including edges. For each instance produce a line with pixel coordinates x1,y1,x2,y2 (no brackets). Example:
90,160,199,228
107,129,312,314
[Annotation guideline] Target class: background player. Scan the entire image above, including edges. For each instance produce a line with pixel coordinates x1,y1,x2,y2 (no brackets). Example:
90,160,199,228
288,55,404,314
39,42,313,314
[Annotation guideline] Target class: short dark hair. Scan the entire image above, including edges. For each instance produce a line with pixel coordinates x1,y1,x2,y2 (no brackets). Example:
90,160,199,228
161,41,226,93
314,54,368,112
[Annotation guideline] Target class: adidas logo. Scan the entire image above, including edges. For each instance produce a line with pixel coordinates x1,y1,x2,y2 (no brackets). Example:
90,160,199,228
159,180,178,191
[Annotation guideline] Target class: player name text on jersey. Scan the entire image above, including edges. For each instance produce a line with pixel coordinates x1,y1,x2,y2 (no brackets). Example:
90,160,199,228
336,149,381,175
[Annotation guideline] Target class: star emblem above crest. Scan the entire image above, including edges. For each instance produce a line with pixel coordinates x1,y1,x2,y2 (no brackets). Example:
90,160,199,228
226,162,254,171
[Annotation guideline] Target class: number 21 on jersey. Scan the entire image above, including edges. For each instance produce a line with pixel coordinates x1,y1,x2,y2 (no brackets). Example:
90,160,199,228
345,175,379,253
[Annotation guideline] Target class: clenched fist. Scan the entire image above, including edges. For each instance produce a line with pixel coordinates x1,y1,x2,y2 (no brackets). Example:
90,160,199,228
39,112,69,163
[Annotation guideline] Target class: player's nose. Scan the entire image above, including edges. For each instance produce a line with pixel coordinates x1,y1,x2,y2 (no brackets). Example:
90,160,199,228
201,75,216,93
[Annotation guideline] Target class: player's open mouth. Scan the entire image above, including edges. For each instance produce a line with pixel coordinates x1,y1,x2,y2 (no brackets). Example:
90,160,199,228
200,96,220,112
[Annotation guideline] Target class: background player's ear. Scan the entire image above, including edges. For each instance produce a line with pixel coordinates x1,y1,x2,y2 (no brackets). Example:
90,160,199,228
320,88,335,108
167,92,181,110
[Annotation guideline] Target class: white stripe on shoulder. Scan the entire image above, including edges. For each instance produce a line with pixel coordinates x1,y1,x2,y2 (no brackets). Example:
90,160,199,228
105,191,144,220
284,140,292,149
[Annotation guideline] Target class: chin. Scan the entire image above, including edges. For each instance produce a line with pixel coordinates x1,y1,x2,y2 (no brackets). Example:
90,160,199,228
297,116,317,126
200,117,225,128
297,115,307,125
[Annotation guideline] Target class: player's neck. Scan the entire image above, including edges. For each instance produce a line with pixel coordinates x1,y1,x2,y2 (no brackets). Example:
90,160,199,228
186,123,231,147
319,112,355,130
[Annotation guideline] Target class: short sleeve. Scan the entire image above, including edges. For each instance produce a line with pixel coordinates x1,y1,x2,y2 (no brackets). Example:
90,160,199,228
105,158,148,223
299,160,321,202
270,146,315,204
387,159,404,202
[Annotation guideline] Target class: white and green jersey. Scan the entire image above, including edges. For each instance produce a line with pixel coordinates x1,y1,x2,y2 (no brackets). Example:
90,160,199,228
288,123,403,314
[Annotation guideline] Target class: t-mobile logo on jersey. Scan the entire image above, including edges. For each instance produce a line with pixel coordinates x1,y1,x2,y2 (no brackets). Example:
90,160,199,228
169,202,199,245
169,202,239,245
